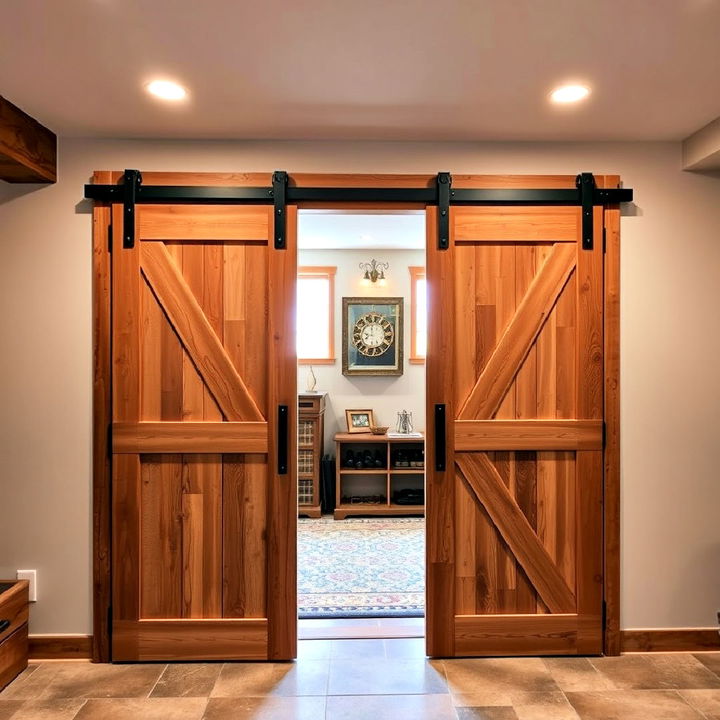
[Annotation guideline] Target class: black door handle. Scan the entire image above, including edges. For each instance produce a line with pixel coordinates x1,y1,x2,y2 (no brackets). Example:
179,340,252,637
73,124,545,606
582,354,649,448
277,405,289,475
0,620,10,634
434,404,446,471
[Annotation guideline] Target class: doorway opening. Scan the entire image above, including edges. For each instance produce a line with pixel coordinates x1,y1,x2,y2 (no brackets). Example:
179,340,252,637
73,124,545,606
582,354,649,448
295,209,426,638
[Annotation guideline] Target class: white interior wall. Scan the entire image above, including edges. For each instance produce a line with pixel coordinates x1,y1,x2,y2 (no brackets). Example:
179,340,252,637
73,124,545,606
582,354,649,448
0,139,718,635
297,247,425,451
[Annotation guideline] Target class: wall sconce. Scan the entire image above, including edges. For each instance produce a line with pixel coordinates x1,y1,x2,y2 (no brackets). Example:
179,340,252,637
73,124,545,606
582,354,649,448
359,258,389,286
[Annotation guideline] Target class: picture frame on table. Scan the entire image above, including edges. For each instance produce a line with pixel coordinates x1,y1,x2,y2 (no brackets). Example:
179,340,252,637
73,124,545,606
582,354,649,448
345,409,375,434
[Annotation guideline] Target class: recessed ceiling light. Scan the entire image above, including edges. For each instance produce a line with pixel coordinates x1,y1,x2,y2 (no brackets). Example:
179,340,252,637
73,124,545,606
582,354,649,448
550,84,590,104
145,79,187,101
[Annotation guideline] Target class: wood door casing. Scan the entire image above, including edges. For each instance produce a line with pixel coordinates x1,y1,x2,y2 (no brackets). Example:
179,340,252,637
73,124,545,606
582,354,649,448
426,182,607,657
110,199,297,661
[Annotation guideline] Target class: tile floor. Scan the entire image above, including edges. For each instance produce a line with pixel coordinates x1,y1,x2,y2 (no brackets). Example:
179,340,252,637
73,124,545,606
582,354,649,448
1,641,719,719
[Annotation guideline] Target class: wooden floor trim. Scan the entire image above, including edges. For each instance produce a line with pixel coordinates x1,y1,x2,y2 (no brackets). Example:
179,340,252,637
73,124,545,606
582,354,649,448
29,635,93,660
621,629,720,653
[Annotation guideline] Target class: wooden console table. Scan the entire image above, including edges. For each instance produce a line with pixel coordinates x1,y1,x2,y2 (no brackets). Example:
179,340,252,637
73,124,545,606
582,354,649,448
0,580,29,691
334,432,424,520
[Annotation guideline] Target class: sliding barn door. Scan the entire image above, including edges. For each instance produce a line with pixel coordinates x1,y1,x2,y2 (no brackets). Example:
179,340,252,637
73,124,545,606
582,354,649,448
426,178,605,657
110,192,297,661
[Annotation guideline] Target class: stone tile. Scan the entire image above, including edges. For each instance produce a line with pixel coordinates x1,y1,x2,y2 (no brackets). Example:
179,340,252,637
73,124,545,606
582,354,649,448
10,698,87,719
384,637,427,659
456,708,519,720
452,692,566,708
443,658,559,696
679,689,720,715
150,664,221,698
513,701,580,720
211,661,329,697
0,663,72,700
330,639,386,659
296,640,333,660
0,699,25,720
204,696,326,720
327,658,447,695
41,663,165,699
326,694,456,720
566,690,704,719
695,653,720,678
590,654,720,690
542,658,615,691
74,697,206,720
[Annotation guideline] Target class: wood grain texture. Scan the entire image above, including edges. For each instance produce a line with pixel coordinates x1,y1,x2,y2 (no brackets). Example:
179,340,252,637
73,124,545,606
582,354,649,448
138,205,269,241
140,241,263,422
621,629,720,652
456,453,575,614
0,581,29,645
113,619,268,661
604,201,622,656
0,625,28,691
0,95,56,182
113,422,268,453
223,455,268,618
92,171,115,662
458,242,576,420
454,614,578,656
455,420,602,451
425,205,456,657
454,206,580,243
266,205,298,660
112,454,141,624
29,635,92,660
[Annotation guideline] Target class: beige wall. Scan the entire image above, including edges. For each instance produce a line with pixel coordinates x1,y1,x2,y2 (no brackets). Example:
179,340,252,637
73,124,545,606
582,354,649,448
298,247,426,450
1,139,718,635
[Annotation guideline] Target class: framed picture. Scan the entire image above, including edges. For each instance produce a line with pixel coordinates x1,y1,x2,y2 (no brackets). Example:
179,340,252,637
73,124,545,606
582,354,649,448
345,409,375,434
342,297,403,376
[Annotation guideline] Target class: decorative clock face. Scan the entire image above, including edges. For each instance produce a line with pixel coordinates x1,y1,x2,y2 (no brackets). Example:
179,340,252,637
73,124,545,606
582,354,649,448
352,311,394,357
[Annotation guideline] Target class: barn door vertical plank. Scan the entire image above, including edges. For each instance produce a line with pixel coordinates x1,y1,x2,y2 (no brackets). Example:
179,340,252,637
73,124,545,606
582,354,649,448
92,171,112,662
266,206,297,660
426,206,456,657
575,207,604,652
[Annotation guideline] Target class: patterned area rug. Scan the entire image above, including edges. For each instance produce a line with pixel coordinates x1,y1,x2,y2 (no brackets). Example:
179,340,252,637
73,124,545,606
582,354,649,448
298,516,425,618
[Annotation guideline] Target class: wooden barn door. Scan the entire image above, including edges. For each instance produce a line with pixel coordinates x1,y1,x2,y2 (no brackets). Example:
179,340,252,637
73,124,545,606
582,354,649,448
426,177,606,657
110,187,297,661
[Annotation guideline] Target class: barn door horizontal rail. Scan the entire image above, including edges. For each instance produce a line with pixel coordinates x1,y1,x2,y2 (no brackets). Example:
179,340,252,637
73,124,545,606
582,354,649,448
85,170,633,250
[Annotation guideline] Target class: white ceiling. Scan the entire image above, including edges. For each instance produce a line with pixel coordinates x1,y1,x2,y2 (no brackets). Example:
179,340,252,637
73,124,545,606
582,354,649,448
298,211,425,249
2,0,720,141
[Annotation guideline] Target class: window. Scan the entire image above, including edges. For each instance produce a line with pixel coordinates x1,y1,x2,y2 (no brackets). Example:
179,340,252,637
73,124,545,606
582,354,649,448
409,266,426,363
297,266,336,363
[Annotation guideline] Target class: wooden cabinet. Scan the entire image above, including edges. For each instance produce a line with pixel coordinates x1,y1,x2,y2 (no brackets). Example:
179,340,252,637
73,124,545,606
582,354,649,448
298,393,326,518
0,580,29,691
334,433,424,520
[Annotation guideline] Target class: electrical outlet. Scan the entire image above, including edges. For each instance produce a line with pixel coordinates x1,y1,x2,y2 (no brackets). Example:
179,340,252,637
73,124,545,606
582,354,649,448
16,570,37,602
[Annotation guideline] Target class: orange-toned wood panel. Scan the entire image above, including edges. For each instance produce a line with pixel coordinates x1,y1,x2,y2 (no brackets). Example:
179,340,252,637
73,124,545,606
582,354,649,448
454,420,602,451
138,205,269,241
113,619,268,661
455,614,578,656
454,207,580,243
113,422,268,454
223,454,268,618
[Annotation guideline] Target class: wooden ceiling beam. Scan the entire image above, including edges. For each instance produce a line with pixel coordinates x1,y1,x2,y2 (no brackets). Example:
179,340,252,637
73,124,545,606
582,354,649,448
0,95,56,183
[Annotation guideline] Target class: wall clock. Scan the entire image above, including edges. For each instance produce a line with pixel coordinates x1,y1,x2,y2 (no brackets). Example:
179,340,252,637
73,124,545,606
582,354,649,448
342,297,403,376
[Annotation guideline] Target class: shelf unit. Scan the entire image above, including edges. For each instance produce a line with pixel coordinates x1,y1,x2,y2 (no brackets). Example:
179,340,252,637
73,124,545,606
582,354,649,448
298,393,326,518
333,432,424,520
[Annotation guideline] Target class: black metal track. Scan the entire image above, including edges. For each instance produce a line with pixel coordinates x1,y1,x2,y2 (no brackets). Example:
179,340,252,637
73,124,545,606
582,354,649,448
85,170,633,250
85,182,633,206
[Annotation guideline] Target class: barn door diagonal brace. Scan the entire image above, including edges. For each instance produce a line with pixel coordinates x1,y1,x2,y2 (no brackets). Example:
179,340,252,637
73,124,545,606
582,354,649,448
437,172,451,250
271,170,288,250
122,169,141,249
577,172,595,250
